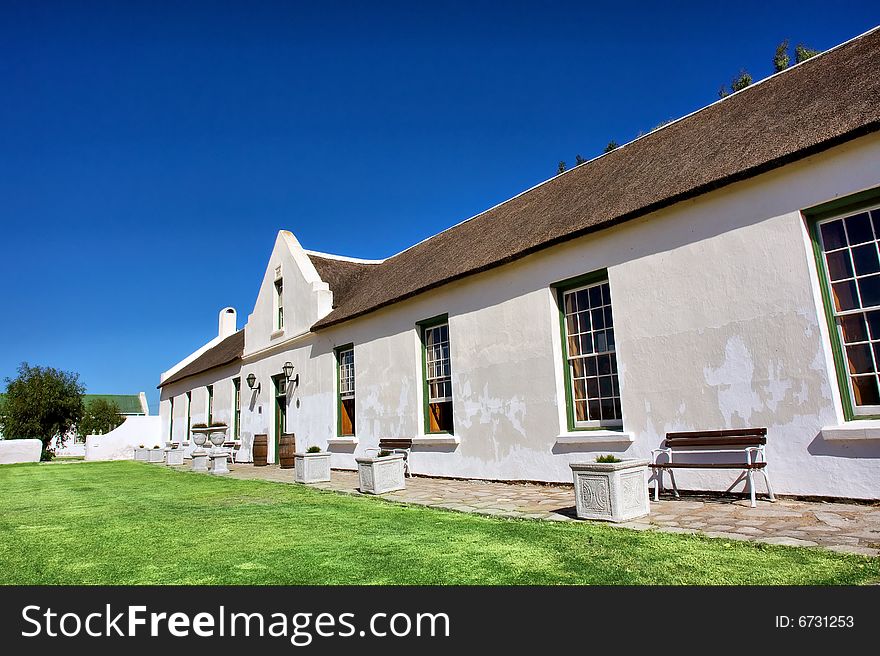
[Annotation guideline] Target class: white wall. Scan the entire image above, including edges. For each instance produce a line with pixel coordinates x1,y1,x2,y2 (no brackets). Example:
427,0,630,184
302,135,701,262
84,416,162,461
161,131,880,498
0,439,42,464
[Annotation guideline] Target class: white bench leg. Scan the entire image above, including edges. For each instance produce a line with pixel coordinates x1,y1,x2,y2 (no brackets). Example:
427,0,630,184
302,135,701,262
762,468,776,502
668,470,680,498
653,468,661,502
747,470,756,508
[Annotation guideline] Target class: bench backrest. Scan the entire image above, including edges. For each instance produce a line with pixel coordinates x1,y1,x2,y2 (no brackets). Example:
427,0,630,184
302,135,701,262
378,438,414,450
664,428,767,448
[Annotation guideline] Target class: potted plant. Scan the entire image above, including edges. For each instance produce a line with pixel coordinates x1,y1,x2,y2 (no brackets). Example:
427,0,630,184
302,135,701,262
569,455,650,522
147,445,165,463
134,444,148,461
355,449,406,495
293,445,332,484
164,442,185,466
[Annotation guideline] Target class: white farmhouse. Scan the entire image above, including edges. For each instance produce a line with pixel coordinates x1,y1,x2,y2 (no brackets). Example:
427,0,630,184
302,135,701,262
159,28,880,499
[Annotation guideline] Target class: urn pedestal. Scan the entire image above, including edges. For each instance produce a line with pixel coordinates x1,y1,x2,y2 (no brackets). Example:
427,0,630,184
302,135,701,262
569,459,650,522
134,448,148,461
147,448,165,463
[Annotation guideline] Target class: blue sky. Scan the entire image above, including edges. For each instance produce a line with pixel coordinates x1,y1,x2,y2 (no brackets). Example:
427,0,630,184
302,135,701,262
1,1,877,412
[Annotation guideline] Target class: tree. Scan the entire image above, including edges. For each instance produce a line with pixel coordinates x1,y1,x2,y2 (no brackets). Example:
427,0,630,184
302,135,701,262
0,362,84,460
603,140,619,153
730,70,752,92
795,43,820,64
774,40,790,72
556,161,566,174
574,154,587,166
79,399,124,437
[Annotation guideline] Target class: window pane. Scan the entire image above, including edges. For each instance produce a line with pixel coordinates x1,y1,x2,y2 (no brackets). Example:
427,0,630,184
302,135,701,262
564,293,576,314
575,400,588,422
599,376,613,397
846,343,874,374
588,399,601,420
570,357,585,378
868,310,880,339
573,379,586,401
600,398,615,420
598,354,612,376
585,356,598,377
852,244,880,276
591,308,604,330
588,286,602,308
579,334,594,355
826,250,853,281
593,331,608,353
852,375,880,406
832,280,859,311
858,275,880,308
568,336,579,356
840,315,868,343
820,220,847,250
845,212,874,245
586,377,599,398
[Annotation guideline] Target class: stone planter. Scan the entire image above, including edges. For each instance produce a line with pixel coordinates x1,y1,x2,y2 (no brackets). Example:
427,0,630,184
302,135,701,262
147,448,165,464
294,452,332,483
134,447,148,461
356,453,406,495
569,459,650,522
165,448,184,466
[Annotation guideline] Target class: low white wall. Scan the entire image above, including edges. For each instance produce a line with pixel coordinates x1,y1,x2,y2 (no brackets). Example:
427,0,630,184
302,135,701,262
85,416,162,461
0,439,42,464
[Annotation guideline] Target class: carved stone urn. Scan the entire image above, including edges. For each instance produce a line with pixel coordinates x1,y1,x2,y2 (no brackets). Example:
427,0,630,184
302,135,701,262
569,459,650,522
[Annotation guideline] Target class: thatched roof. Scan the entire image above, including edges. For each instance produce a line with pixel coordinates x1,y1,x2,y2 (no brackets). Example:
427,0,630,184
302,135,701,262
159,330,244,388
307,253,380,309
312,27,880,331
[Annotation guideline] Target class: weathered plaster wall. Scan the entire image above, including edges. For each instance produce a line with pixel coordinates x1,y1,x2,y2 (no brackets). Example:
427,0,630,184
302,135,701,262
160,132,880,498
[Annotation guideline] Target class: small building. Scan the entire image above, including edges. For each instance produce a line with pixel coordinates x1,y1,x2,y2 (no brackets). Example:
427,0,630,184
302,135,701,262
159,29,880,499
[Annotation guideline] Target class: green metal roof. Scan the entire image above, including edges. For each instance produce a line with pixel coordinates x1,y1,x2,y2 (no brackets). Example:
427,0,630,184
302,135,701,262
83,395,144,415
0,393,143,415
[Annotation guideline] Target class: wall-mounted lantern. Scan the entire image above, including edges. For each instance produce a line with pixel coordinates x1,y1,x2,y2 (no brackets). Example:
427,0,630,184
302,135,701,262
282,361,299,390
246,373,260,393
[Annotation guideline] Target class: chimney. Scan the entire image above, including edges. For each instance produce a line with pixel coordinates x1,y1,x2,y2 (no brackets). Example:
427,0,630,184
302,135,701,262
219,307,237,338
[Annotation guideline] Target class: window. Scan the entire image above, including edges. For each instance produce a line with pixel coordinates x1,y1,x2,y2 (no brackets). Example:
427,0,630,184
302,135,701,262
232,378,241,440
169,397,174,441
556,273,622,429
206,385,214,424
336,346,355,436
420,316,453,433
274,278,284,331
810,190,880,418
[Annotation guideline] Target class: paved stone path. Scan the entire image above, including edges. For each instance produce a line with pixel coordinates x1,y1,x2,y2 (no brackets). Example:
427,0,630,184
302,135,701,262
199,463,880,556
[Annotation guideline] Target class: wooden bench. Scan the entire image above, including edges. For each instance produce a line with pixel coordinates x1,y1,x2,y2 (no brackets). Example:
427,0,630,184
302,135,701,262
651,428,775,507
366,438,413,477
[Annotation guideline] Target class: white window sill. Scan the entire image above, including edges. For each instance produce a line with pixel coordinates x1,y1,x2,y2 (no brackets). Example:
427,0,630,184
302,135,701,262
327,437,358,446
555,431,634,445
821,420,880,441
270,329,285,339
412,435,460,446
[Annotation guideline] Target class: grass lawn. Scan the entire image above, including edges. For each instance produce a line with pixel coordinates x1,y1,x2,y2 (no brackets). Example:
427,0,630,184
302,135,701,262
1,460,878,585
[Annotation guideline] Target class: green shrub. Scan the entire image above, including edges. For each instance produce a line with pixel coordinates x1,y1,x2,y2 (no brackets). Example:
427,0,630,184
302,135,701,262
307,446,321,453
377,450,392,458
595,454,622,463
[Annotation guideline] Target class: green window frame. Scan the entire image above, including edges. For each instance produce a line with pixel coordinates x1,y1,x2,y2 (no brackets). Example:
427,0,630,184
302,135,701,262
185,390,192,439
553,270,623,431
418,314,454,434
335,344,355,437
168,397,174,441
806,186,880,420
232,377,241,440
206,384,214,424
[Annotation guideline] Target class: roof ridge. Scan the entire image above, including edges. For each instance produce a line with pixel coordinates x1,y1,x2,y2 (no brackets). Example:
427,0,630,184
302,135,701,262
382,24,880,262
304,249,384,264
